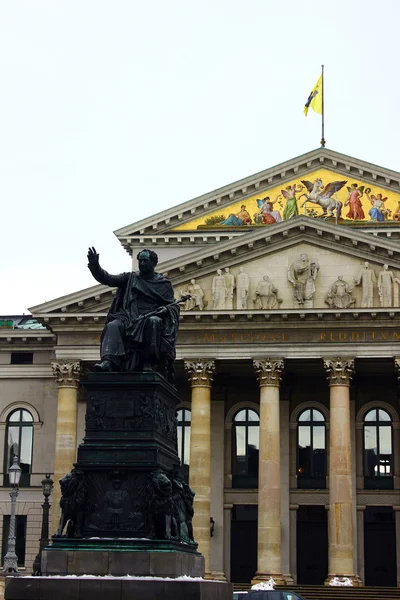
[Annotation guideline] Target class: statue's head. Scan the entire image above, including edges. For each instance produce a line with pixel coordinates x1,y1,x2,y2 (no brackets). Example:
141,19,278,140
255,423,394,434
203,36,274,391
384,264,389,270
190,278,196,284
137,249,158,275
300,253,308,262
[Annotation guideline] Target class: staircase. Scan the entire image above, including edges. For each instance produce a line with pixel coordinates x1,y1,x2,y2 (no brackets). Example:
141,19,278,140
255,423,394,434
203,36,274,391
234,584,400,600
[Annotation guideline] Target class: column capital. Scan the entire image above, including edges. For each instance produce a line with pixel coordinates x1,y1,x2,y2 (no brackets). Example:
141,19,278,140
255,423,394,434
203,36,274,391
324,357,354,387
184,360,215,388
253,358,284,387
51,360,81,388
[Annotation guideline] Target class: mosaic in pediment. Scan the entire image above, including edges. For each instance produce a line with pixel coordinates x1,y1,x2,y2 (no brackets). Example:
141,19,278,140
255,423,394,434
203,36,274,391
173,168,400,231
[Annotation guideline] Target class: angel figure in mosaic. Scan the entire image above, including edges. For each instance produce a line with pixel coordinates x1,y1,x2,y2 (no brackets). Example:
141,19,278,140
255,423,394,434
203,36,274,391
281,184,303,220
366,189,389,222
300,178,347,222
344,183,365,220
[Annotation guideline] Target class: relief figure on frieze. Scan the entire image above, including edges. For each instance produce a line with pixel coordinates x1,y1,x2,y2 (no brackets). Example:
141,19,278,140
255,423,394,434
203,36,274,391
378,264,394,307
354,261,376,308
254,276,282,309
212,268,227,309
181,279,205,311
288,253,320,308
236,267,249,309
325,276,355,309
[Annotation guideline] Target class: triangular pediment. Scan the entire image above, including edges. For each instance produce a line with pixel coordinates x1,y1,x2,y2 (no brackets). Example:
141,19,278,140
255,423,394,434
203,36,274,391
31,217,400,323
114,148,400,250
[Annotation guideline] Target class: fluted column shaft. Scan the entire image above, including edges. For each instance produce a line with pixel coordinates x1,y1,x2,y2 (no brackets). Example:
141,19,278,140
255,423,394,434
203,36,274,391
185,360,215,575
253,358,285,584
51,360,81,534
324,358,359,584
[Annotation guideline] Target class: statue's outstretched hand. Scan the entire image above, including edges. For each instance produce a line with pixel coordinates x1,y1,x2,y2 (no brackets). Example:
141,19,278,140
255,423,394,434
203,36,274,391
87,247,99,266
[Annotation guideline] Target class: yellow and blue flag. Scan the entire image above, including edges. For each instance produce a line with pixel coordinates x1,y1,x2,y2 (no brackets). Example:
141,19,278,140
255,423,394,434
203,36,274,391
304,75,323,116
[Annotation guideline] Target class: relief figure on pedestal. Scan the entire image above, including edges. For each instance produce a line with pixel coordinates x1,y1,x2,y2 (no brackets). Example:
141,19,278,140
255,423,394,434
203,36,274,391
181,279,205,311
254,276,282,309
236,267,249,309
288,253,320,308
104,472,131,527
224,267,235,310
354,261,376,308
378,264,394,307
87,247,181,383
325,276,355,309
212,268,227,309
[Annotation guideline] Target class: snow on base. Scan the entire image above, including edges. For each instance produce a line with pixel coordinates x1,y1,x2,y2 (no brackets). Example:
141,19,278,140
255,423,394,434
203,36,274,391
251,578,276,590
329,577,353,586
18,574,226,582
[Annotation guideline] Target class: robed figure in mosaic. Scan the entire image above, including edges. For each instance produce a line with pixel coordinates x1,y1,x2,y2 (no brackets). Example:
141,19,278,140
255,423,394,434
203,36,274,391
87,247,179,382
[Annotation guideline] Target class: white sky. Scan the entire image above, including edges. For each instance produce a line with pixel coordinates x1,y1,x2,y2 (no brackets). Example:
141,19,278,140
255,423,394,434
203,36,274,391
1,0,399,314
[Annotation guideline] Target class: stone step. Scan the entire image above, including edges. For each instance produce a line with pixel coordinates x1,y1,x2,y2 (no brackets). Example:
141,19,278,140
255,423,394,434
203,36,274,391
234,583,400,600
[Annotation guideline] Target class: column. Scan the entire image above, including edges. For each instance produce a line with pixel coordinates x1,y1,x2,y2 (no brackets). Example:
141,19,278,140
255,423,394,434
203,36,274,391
289,505,298,584
223,504,233,583
357,506,366,585
324,357,360,585
394,507,400,587
252,358,285,584
51,360,81,534
184,359,215,576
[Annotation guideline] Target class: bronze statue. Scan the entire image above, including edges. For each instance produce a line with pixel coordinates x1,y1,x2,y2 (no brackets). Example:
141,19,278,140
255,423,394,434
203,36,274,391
87,247,183,383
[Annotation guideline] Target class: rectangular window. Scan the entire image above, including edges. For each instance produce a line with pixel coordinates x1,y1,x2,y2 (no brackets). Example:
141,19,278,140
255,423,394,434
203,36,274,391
10,352,33,365
1,515,27,566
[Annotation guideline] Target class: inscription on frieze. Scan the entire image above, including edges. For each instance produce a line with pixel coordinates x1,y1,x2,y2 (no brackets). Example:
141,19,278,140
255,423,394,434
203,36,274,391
184,329,400,344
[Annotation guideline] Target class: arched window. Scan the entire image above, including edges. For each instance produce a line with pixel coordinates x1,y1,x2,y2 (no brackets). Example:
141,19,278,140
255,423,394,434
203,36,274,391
363,408,393,489
232,408,259,488
177,408,191,481
4,409,34,487
297,408,326,489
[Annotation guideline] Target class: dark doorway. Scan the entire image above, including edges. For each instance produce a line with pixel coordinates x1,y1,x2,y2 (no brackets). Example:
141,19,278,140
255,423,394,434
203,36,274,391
231,504,258,583
297,505,328,584
364,506,396,586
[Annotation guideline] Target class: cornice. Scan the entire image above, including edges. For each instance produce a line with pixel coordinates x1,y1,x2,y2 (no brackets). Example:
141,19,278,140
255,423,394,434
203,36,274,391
0,330,55,345
0,365,54,378
114,148,400,242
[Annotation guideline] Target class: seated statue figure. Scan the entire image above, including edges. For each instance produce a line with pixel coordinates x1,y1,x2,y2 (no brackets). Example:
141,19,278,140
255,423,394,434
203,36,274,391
87,247,180,383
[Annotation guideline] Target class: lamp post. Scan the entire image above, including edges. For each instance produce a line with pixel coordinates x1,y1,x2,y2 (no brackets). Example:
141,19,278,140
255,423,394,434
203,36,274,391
2,455,22,575
32,474,53,576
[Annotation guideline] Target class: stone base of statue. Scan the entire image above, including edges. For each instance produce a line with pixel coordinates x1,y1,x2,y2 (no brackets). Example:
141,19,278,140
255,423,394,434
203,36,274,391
5,372,233,599
5,576,232,600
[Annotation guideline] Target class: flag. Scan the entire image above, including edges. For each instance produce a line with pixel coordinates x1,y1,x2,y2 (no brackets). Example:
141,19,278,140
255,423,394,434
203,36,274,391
304,75,323,116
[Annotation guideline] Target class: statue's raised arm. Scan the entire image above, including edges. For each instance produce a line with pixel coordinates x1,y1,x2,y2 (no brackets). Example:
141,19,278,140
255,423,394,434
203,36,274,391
87,247,129,288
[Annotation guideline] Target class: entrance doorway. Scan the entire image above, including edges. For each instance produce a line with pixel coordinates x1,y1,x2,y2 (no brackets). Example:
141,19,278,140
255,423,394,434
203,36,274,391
230,504,257,583
297,505,328,584
364,506,396,586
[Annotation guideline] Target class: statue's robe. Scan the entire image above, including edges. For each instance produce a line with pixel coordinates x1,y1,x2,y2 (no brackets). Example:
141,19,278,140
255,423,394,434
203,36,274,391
88,263,179,373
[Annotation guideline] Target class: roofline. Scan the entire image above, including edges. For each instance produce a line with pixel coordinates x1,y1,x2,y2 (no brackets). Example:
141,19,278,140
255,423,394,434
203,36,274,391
113,147,400,238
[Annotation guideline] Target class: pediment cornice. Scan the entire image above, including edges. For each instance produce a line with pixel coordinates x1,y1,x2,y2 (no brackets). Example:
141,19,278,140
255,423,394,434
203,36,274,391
160,216,400,287
114,148,400,246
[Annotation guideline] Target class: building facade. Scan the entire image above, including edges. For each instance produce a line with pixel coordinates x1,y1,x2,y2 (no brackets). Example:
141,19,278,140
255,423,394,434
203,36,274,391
2,148,400,585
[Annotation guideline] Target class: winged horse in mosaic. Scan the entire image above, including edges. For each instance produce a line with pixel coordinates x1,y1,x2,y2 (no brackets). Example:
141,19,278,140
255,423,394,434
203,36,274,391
300,178,348,223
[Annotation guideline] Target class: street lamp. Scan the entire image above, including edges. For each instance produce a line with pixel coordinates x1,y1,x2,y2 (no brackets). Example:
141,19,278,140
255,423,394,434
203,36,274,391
32,474,54,576
2,455,22,575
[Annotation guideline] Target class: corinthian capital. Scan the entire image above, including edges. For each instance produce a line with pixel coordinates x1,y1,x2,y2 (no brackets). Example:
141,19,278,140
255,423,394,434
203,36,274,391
51,360,81,388
253,358,284,387
184,360,215,388
324,357,354,387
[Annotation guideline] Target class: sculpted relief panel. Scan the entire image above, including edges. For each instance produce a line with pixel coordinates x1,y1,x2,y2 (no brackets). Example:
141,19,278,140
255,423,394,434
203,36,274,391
177,243,400,311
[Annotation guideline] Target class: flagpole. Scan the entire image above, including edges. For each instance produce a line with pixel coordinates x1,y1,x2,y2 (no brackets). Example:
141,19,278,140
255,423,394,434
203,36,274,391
320,64,326,147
